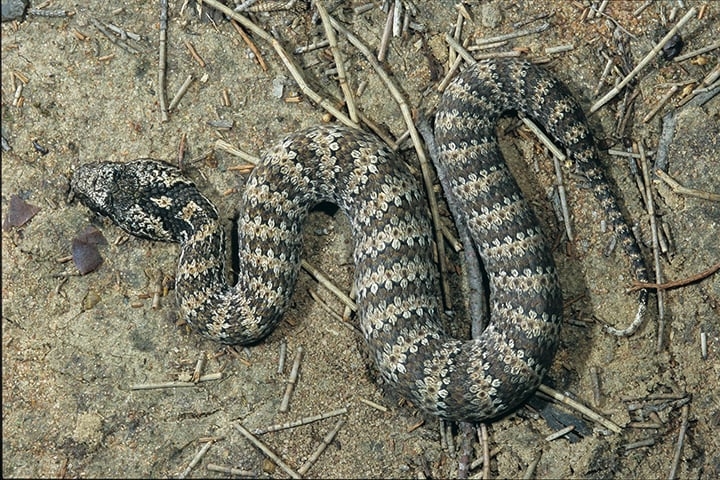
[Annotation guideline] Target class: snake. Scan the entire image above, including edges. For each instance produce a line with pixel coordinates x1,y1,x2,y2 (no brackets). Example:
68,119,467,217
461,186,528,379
71,59,648,422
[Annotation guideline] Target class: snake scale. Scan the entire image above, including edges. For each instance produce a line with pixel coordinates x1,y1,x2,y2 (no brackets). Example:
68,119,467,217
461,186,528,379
71,59,648,422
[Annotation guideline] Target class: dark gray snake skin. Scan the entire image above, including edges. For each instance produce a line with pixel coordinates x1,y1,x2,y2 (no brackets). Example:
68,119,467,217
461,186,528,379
71,59,648,422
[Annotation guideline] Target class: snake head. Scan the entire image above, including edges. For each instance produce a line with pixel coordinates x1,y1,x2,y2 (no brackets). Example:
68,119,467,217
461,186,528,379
71,161,128,220
71,159,216,243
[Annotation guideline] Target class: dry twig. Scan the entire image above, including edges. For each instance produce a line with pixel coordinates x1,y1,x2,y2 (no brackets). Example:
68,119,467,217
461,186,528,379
279,346,303,412
254,407,347,434
230,19,268,71
655,169,720,201
315,1,359,122
628,262,720,292
234,423,302,479
158,0,169,121
537,384,622,433
179,440,214,478
298,418,345,476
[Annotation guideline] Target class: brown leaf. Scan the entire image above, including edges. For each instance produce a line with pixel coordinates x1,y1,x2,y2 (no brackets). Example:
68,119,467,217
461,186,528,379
72,225,108,274
2,194,40,231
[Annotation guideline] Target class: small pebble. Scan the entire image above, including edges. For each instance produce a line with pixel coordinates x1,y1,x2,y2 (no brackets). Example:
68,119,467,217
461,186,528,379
661,33,684,60
272,75,287,99
480,2,503,28
1,0,28,22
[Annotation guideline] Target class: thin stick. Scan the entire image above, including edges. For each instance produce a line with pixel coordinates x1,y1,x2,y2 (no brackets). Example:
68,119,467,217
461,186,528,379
279,346,303,413
590,7,697,113
329,14,453,309
640,145,665,350
522,451,542,480
667,404,690,480
545,425,575,441
301,260,356,312
179,440,214,478
608,148,655,159
594,56,614,97
545,44,574,55
168,75,195,112
295,39,330,54
441,225,463,252
444,34,475,64
447,34,522,65
234,423,302,479
633,0,653,17
230,19,268,71
214,139,261,164
307,289,347,325
315,1,359,123
206,464,254,476
158,0,169,122
277,339,287,374
184,40,206,67
106,23,141,42
130,373,222,390
590,366,602,407
377,6,393,62
468,446,502,471
91,18,141,54
358,397,388,412
702,66,720,87
449,8,464,66
151,268,163,310
521,117,573,240
177,131,187,169
474,21,550,46
673,39,720,63
298,418,345,476
402,420,422,435
439,419,448,452
254,407,347,434
655,169,720,201
417,114,487,333
467,40,511,51
392,0,403,37
191,352,206,383
628,261,720,292
537,384,622,433
642,85,679,123
627,421,663,429
437,53,464,92
589,3,636,39
201,0,357,128
677,78,720,108
624,438,655,450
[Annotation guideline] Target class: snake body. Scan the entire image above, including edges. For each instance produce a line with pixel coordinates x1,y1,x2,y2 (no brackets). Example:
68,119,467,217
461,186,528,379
71,59,647,422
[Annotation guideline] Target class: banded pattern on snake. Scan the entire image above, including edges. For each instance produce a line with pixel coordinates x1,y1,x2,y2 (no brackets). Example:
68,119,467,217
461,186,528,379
71,59,648,422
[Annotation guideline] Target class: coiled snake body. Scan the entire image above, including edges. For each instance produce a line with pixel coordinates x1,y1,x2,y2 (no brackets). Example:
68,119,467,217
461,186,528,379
72,59,647,422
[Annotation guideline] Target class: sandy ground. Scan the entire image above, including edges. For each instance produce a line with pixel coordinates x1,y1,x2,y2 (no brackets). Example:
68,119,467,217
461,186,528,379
2,1,719,478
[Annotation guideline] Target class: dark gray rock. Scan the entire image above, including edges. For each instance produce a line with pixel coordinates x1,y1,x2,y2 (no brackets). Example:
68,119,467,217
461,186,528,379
1,0,28,22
